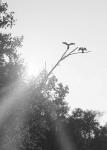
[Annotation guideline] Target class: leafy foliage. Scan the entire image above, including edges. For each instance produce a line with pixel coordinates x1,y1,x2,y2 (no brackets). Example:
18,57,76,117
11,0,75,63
20,70,69,150
0,2,24,89
0,2,15,28
66,108,106,150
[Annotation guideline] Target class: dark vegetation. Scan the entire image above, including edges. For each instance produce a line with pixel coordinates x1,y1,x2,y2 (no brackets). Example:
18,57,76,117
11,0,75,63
0,2,107,150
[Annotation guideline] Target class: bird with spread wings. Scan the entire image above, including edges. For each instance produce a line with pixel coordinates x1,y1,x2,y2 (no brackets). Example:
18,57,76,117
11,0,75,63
62,42,75,49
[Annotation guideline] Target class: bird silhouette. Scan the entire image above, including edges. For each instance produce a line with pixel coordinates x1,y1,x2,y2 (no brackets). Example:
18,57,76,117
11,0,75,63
78,47,87,53
62,42,75,49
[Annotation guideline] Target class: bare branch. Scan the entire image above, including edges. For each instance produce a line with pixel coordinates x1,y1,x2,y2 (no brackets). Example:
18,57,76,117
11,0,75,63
45,48,69,82
71,51,91,55
61,47,78,61
61,51,91,60
45,45,76,82
43,43,90,85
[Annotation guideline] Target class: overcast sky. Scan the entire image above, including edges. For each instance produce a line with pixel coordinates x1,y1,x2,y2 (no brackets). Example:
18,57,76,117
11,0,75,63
7,0,107,124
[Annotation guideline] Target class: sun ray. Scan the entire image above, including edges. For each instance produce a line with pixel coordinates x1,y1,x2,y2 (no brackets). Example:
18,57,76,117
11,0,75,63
21,48,42,79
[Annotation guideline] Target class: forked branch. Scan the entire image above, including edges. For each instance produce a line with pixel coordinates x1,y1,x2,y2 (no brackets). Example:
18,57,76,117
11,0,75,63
44,42,90,84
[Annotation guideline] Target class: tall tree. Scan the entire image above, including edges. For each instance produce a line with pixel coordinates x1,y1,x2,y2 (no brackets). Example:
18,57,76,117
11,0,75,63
67,108,101,150
0,1,24,89
0,2,25,150
20,70,70,150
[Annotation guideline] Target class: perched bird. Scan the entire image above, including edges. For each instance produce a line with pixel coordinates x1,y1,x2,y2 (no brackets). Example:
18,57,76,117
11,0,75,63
78,47,87,53
62,42,75,49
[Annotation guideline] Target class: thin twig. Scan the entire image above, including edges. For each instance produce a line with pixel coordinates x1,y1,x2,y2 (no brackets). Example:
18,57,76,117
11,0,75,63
61,51,91,61
44,47,70,83
61,47,78,61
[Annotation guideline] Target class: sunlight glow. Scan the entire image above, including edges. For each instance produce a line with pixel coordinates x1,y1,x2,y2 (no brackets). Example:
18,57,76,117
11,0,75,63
21,49,42,79
26,62,39,77
21,37,47,80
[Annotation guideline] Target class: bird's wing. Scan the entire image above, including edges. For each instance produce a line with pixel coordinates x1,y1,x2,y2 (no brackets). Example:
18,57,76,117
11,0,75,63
62,42,68,45
69,43,75,45
84,48,87,51
78,47,82,50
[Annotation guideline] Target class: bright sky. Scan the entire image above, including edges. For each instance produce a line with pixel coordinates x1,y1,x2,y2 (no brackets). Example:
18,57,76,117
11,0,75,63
6,0,107,124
